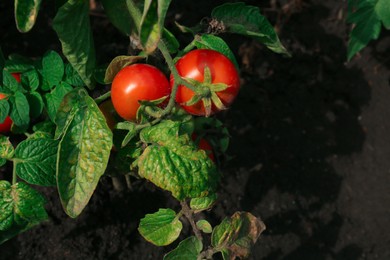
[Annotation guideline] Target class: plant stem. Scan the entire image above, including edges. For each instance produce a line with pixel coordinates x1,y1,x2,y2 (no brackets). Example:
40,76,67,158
94,91,111,105
177,38,196,57
180,201,203,242
199,248,218,259
156,41,197,114
12,162,17,185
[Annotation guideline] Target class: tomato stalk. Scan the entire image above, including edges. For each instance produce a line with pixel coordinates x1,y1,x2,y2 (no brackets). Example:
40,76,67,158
94,90,111,105
180,200,203,242
12,162,17,185
128,40,198,122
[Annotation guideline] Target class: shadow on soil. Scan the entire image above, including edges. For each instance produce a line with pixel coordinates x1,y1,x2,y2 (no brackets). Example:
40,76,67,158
223,3,370,259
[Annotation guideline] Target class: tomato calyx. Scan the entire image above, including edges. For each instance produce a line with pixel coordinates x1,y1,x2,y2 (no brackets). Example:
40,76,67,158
137,95,170,120
181,66,228,117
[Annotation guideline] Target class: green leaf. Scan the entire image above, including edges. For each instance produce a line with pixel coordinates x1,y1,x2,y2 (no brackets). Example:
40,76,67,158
44,82,73,122
376,0,390,29
101,0,135,35
211,3,290,56
113,141,142,174
93,64,108,85
31,121,56,139
163,236,203,260
116,121,137,147
193,117,230,153
140,0,172,53
211,212,266,259
190,193,217,213
9,92,30,127
26,91,43,119
138,208,183,246
162,28,180,54
0,136,14,167
196,219,212,234
0,99,10,124
14,0,42,32
194,34,239,71
2,70,20,93
53,0,96,89
346,0,389,60
41,51,64,90
104,55,144,83
63,63,85,87
4,55,35,73
0,136,14,158
14,138,59,186
137,120,219,200
55,88,113,218
0,181,47,238
21,69,40,91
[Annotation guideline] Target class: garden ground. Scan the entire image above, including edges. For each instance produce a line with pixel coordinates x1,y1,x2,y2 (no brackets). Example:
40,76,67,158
1,0,390,259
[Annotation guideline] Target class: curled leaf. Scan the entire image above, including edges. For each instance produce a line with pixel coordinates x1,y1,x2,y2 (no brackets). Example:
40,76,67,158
211,212,266,259
55,88,113,218
137,120,219,200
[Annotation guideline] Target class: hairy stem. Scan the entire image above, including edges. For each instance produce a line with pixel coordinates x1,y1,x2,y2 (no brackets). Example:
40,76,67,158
180,201,203,242
94,91,111,105
12,162,17,185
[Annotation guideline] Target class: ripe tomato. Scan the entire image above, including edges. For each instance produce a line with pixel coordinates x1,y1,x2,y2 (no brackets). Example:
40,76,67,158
172,49,240,116
11,73,21,82
0,72,18,133
0,93,12,133
192,134,215,162
99,99,118,130
111,64,170,121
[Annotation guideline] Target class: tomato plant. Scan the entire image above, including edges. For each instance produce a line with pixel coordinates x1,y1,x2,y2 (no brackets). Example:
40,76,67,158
11,73,21,82
347,0,390,60
0,93,12,133
111,64,170,121
0,1,290,258
0,73,19,133
192,134,215,162
172,49,240,116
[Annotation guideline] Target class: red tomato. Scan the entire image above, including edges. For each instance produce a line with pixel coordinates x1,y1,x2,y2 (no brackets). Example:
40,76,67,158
11,73,21,83
111,64,170,121
172,49,240,116
192,134,215,162
0,73,21,133
0,93,12,133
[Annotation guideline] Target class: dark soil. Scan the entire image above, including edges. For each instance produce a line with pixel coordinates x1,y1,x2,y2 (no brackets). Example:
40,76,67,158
1,0,390,259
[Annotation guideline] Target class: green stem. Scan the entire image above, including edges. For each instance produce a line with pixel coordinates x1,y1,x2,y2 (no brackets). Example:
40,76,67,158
12,162,17,185
177,38,196,58
157,41,197,112
94,91,111,105
126,0,142,33
133,41,198,124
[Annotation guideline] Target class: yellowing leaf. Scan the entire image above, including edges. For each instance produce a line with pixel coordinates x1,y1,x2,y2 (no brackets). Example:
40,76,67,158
55,88,112,218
